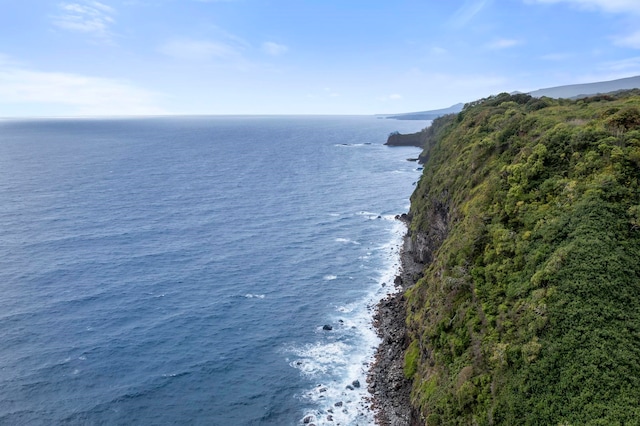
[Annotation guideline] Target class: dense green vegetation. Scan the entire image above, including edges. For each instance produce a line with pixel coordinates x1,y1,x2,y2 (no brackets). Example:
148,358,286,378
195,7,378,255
403,91,640,425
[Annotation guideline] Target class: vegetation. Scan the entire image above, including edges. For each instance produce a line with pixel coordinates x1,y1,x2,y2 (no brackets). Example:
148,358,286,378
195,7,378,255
403,90,640,425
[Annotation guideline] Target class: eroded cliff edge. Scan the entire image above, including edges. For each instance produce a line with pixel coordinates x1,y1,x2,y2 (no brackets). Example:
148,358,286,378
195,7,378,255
370,91,640,425
368,206,451,425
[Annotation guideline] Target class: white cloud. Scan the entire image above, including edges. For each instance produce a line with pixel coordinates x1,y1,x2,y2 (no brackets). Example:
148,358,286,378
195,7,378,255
485,38,522,50
0,60,165,116
52,1,116,41
262,42,288,56
600,56,640,72
377,93,403,102
614,30,640,49
429,47,448,55
449,0,492,28
527,0,640,14
527,1,640,52
159,38,242,61
540,52,574,61
320,87,340,98
402,68,508,102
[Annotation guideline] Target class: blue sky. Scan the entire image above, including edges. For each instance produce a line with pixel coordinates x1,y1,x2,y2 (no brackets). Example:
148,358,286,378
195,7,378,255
2,0,640,116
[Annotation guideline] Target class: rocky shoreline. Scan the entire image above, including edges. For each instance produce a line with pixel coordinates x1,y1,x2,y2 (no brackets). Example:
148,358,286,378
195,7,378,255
367,216,425,426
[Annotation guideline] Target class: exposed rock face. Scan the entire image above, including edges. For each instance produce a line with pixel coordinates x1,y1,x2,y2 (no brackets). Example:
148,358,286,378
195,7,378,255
406,193,451,266
385,132,425,148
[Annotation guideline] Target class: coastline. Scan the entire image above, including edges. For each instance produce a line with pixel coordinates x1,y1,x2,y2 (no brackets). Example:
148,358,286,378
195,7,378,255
367,215,424,426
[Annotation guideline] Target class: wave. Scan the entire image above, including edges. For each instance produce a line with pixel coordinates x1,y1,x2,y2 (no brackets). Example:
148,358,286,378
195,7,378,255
335,238,360,245
244,294,266,299
288,219,407,425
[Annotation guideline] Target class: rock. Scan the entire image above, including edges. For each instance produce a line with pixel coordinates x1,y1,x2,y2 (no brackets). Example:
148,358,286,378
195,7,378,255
319,387,327,393
346,385,354,390
334,401,343,407
367,232,426,426
303,415,314,424
352,380,361,388
385,131,424,147
327,415,334,421
322,324,333,331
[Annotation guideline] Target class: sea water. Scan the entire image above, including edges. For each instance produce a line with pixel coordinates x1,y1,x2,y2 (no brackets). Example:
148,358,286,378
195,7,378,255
0,116,427,425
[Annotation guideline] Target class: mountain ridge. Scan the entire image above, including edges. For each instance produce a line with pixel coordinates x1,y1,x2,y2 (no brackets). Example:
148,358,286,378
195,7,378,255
382,74,640,121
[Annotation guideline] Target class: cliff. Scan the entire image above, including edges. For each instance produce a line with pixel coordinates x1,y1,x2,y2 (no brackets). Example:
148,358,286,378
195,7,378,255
378,91,640,424
385,131,428,148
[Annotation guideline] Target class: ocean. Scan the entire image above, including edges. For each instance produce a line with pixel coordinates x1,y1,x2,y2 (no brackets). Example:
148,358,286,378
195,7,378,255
0,116,427,425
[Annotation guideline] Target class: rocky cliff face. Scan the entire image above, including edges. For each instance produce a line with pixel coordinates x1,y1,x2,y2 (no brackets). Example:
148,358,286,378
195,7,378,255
406,194,451,266
385,132,425,148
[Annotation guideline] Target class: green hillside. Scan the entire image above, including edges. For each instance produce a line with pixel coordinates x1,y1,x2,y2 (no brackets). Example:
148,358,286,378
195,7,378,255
402,91,640,425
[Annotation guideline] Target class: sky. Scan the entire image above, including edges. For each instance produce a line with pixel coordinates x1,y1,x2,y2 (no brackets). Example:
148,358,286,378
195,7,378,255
2,0,640,116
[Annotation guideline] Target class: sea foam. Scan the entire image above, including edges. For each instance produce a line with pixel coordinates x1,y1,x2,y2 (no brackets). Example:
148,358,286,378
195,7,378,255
290,220,406,425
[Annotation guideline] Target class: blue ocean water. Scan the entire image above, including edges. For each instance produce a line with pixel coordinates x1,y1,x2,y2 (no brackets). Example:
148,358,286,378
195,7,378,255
0,116,426,425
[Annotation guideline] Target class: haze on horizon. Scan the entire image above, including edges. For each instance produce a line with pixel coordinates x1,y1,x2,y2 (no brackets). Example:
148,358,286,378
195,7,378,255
2,0,640,117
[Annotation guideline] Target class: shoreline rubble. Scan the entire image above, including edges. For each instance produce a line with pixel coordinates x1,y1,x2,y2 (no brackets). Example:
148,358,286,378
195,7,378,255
367,215,424,426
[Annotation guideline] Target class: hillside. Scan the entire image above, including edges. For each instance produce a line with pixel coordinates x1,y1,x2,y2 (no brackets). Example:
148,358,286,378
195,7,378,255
382,75,640,122
382,104,465,121
397,91,640,424
529,75,640,99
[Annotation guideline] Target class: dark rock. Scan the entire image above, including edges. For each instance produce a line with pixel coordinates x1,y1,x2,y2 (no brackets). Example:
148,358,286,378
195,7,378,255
327,415,334,422
334,401,343,407
352,380,361,388
346,385,354,390
385,131,424,147
395,213,411,224
322,324,333,331
303,415,314,424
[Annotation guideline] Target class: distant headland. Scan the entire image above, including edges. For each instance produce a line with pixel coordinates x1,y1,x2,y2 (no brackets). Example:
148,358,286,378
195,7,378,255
379,74,640,122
